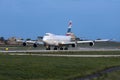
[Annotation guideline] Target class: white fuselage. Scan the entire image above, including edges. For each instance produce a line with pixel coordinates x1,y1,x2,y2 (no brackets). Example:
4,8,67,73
43,33,71,46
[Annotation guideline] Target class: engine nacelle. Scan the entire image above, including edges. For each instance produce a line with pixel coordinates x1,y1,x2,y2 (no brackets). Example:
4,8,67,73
89,42,94,46
23,42,27,46
33,43,37,48
72,44,76,47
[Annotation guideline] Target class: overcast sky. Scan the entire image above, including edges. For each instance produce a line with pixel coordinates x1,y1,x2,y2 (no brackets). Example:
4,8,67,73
0,0,120,41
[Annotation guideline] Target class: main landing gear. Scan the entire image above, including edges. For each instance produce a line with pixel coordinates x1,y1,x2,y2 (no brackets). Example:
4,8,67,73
59,47,68,50
46,46,51,50
46,46,68,50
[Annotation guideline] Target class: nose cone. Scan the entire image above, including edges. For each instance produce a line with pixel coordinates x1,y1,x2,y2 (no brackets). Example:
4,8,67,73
43,37,46,42
43,36,49,43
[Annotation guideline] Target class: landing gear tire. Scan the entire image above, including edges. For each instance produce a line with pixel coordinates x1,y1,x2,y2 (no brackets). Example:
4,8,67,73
33,43,37,48
46,45,50,50
64,47,68,50
46,47,50,50
54,47,57,50
60,47,63,50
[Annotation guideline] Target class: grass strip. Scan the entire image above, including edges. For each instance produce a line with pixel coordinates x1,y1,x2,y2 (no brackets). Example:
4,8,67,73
0,55,120,80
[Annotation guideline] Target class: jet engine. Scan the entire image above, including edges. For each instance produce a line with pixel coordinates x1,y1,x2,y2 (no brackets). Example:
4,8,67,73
72,44,76,47
23,42,27,46
89,42,94,46
33,43,37,48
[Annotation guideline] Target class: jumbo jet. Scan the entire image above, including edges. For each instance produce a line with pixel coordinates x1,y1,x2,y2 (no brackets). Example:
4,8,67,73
41,21,95,50
17,21,109,50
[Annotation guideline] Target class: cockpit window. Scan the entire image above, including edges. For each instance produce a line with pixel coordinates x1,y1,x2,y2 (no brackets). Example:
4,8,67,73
45,34,49,36
45,33,54,36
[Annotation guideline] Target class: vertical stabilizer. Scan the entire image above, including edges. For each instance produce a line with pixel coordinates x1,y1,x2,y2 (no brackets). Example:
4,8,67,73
67,20,72,33
66,20,76,41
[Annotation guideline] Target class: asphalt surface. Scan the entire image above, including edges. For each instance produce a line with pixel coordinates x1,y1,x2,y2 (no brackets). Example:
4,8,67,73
0,47,120,58
0,47,120,53
7,53,120,57
0,48,120,57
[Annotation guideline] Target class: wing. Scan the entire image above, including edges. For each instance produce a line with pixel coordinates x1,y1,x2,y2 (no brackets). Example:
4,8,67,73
62,40,93,44
94,39,110,42
77,40,94,43
36,41,44,45
59,40,94,45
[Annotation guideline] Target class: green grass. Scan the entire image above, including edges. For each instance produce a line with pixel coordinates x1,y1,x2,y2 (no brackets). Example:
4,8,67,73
96,71,120,80
0,55,120,80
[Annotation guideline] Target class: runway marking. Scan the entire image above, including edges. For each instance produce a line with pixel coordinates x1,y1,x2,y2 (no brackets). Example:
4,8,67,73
8,53,120,57
1,49,120,57
0,48,120,53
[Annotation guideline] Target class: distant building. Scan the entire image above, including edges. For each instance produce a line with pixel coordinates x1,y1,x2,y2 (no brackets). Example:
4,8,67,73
7,37,17,45
0,41,5,45
0,37,5,45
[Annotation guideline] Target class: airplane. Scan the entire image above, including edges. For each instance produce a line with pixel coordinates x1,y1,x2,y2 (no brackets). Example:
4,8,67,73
17,20,109,50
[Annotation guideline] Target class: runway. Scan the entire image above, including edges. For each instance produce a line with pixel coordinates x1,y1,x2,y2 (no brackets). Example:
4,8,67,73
8,53,120,57
0,47,120,58
0,48,120,57
0,48,120,53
